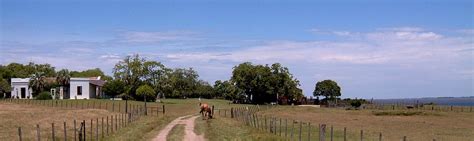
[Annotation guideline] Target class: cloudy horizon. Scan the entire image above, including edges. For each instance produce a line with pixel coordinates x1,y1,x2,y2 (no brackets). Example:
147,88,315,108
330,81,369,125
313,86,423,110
1,0,472,99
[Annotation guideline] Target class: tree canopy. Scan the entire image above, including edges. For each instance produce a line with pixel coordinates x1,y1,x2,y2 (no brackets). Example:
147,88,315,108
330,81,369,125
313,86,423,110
231,62,303,104
102,79,126,98
313,80,341,100
136,84,156,99
112,54,211,100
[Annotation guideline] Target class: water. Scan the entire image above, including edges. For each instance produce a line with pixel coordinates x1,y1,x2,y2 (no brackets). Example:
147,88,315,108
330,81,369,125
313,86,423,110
372,97,474,106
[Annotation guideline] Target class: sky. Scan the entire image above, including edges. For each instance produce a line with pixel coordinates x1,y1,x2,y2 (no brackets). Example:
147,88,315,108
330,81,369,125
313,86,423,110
1,0,473,99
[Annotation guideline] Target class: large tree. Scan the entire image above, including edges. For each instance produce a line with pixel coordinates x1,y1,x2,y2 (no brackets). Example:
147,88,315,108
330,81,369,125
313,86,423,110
0,78,12,98
214,80,242,100
313,80,341,100
102,79,126,98
29,72,47,96
231,62,302,104
56,69,71,98
166,68,199,98
113,54,147,99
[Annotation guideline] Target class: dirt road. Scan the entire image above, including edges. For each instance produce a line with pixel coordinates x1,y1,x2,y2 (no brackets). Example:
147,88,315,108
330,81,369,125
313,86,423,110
152,115,205,141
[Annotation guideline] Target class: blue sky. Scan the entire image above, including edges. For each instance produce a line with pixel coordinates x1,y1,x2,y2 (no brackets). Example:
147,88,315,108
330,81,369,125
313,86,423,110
1,0,473,98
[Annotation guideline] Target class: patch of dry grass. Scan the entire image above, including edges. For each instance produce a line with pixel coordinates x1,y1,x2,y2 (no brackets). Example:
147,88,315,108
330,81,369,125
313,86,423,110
0,102,117,141
257,106,474,141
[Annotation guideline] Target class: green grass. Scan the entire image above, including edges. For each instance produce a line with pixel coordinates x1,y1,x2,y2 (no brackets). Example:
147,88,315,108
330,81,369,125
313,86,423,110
195,116,284,141
167,124,185,141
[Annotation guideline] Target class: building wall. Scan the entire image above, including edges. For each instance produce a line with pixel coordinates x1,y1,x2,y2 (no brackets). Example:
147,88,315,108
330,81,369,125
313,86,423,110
89,84,96,99
11,78,32,99
69,79,90,99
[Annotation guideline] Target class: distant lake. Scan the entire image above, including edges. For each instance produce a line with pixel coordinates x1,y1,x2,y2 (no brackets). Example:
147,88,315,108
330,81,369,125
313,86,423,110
373,97,474,106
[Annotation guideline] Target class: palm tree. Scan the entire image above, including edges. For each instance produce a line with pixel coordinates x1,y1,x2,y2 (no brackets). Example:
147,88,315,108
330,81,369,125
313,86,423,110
56,69,71,99
29,72,46,97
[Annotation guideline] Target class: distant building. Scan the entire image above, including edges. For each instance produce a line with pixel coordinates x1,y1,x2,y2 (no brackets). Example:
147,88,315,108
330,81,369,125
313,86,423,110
11,78,32,99
10,77,105,99
69,77,105,99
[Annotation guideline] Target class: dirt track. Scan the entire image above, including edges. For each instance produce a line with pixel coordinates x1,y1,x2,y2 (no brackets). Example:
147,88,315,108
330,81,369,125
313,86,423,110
152,115,205,141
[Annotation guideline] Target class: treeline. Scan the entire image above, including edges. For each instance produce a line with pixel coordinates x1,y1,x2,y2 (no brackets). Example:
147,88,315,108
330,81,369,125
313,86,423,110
1,54,342,104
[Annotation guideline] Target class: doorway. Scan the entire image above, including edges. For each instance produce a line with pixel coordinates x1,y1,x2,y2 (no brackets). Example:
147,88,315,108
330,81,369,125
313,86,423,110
20,88,26,98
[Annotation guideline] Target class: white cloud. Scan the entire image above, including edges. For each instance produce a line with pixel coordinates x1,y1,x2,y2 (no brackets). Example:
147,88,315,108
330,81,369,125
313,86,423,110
119,31,198,43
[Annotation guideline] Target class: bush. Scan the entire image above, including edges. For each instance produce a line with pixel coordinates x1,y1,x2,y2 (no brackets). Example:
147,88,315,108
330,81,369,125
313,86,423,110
36,91,52,100
350,100,362,108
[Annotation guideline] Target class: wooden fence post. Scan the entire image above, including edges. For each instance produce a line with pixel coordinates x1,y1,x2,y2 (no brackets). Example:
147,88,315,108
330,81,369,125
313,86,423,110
299,121,302,141
285,119,288,138
162,105,165,115
265,116,269,132
379,132,382,141
291,120,294,139
90,119,93,141
360,130,363,141
18,127,22,141
330,126,333,141
107,116,109,135
83,120,86,141
115,114,118,131
403,136,407,141
343,127,347,141
308,122,311,141
64,122,67,141
74,120,76,141
96,118,99,141
320,124,326,141
279,118,282,136
102,117,104,138
36,124,40,141
52,123,55,141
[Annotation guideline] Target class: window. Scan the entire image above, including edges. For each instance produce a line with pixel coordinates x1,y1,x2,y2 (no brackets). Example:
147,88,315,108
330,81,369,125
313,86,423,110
77,86,82,95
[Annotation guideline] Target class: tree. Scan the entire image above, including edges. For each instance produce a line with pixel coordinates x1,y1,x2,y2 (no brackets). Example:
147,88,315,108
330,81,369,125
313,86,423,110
0,78,12,98
214,80,242,100
231,62,302,104
113,54,146,99
166,68,199,98
56,69,71,98
103,79,126,98
70,68,112,81
29,72,46,96
313,80,341,100
136,85,156,101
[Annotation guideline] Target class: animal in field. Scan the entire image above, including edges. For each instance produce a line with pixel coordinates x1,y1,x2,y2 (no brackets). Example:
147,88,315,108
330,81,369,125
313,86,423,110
199,103,213,119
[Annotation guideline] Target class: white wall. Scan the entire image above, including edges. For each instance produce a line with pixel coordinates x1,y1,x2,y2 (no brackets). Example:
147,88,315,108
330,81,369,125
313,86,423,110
69,79,90,99
11,78,32,99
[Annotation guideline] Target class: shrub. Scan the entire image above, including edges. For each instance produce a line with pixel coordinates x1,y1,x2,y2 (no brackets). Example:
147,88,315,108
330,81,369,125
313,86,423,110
350,100,362,108
36,91,52,100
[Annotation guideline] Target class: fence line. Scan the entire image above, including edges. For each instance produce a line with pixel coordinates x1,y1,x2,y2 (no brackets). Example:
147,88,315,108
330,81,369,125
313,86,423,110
215,105,444,141
3,99,163,141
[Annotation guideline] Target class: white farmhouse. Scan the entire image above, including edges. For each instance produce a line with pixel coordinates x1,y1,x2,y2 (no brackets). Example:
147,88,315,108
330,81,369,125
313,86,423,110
10,77,105,99
11,78,33,99
69,77,105,99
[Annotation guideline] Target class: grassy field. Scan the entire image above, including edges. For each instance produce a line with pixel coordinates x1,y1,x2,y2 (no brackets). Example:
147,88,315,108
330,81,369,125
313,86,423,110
0,102,116,141
2,99,471,141
256,106,474,141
